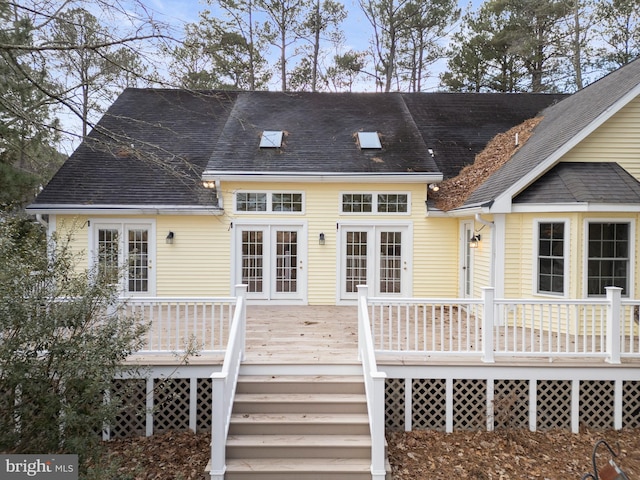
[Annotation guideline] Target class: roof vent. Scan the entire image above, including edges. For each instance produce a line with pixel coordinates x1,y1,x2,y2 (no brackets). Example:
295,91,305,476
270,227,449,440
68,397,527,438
357,131,382,149
260,130,284,148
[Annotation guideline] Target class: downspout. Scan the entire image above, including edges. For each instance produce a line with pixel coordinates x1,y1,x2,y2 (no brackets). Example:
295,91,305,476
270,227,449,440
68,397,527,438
475,213,495,288
35,214,48,229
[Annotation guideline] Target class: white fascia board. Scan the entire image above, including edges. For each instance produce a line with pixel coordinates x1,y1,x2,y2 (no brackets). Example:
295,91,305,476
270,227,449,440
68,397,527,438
491,85,640,214
512,202,640,213
25,205,223,216
203,171,442,184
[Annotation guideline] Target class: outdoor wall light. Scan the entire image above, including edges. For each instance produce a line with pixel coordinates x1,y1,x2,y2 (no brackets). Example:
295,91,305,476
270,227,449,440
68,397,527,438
428,183,440,192
469,234,481,249
202,180,216,189
319,232,325,245
166,231,175,244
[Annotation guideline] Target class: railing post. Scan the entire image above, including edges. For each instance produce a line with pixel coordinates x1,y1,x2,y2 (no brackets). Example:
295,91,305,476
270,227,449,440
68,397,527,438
210,373,226,480
371,373,387,480
482,287,495,363
357,285,368,361
235,284,248,361
606,286,622,364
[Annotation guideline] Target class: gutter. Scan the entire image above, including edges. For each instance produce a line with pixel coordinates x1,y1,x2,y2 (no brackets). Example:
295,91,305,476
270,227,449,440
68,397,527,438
25,205,224,216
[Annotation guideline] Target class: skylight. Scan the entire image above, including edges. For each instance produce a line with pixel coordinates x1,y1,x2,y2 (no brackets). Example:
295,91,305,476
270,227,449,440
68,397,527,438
260,130,284,148
357,131,382,149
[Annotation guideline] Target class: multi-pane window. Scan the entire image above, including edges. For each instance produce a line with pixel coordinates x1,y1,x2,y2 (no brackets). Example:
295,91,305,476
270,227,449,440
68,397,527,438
95,223,153,295
236,192,267,212
342,192,409,213
236,192,303,213
587,222,629,296
98,229,119,285
537,222,565,295
378,194,408,213
342,194,373,213
272,193,302,212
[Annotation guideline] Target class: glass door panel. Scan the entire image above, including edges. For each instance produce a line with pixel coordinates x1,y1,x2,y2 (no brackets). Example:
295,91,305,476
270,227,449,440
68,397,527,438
274,230,298,295
241,230,264,295
379,231,402,294
345,231,368,294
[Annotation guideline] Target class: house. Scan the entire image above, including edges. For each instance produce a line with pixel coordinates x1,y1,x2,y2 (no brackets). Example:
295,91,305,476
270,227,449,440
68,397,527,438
28,86,572,305
26,59,640,479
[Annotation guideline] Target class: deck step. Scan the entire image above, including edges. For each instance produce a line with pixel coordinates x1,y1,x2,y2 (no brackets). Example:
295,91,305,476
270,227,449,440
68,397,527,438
208,374,390,479
229,412,370,435
226,434,371,459
223,458,372,480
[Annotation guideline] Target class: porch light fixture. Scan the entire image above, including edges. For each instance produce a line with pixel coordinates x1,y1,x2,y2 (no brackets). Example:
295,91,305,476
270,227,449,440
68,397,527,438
166,231,175,244
428,183,440,192
469,234,481,249
202,180,216,189
319,232,325,245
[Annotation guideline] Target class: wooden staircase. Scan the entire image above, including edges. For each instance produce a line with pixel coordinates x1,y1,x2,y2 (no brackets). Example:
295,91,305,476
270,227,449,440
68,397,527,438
218,374,380,480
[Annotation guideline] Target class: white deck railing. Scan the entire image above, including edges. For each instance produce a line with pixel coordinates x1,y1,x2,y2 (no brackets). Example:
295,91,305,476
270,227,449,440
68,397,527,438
123,296,236,354
357,286,388,480
367,286,640,363
210,285,247,480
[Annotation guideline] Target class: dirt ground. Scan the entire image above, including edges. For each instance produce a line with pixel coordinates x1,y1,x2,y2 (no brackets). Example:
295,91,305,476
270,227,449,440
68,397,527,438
103,428,640,479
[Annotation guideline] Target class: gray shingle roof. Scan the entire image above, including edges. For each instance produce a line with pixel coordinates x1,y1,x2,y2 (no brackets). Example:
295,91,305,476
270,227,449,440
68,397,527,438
204,91,438,175
401,93,566,180
29,89,564,210
31,89,238,208
465,58,640,209
514,162,640,204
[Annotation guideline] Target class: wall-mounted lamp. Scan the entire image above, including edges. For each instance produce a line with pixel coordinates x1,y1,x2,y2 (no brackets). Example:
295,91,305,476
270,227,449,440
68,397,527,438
319,232,325,245
202,180,216,189
428,183,440,192
469,234,481,249
166,231,175,244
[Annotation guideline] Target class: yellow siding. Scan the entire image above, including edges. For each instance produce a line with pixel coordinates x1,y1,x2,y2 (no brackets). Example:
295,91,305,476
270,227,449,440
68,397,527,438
562,95,640,179
55,215,90,272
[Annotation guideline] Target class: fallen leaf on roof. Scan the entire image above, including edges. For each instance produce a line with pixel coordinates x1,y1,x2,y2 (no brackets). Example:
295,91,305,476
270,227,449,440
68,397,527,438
432,116,543,211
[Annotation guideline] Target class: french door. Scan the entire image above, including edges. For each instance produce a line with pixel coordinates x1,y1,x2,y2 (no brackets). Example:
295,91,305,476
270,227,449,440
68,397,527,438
340,225,410,299
236,224,306,301
92,221,155,296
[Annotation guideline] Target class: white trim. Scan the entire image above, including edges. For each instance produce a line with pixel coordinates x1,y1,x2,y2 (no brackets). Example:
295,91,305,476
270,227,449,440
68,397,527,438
204,172,442,183
233,190,306,215
513,203,640,213
492,84,640,213
231,220,308,304
336,221,413,303
459,221,474,298
582,217,635,298
493,214,505,297
532,218,570,298
339,191,412,216
89,218,157,297
26,205,222,215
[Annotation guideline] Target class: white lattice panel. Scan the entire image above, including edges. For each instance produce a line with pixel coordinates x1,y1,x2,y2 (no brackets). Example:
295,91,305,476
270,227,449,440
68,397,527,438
197,378,212,433
153,378,190,433
537,380,571,430
623,380,640,428
412,379,446,431
579,381,614,430
493,379,529,430
453,379,486,431
111,379,146,439
385,378,405,431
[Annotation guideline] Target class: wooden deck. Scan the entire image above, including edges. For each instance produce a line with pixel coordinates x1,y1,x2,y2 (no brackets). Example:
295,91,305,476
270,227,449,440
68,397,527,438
244,306,359,364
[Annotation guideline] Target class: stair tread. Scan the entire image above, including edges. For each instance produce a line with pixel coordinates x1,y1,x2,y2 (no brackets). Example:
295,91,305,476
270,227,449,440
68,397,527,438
234,393,365,401
225,457,371,472
226,434,372,447
231,412,369,423
239,375,364,382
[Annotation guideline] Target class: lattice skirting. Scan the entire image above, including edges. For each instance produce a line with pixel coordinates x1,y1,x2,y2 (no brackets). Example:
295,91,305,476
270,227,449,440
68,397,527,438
107,377,213,439
386,378,640,433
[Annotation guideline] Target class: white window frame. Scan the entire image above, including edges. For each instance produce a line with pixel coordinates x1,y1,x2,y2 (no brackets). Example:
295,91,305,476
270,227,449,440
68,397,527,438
89,219,156,297
583,218,634,298
340,191,411,215
533,218,569,298
234,191,305,214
